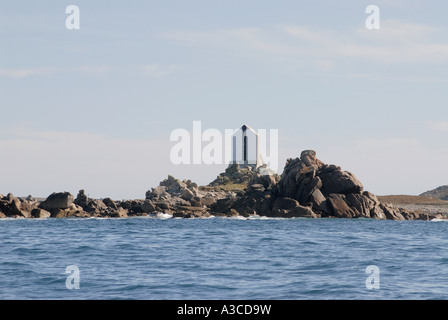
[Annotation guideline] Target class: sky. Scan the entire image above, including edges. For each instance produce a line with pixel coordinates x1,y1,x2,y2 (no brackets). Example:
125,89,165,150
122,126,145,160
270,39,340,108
1,0,448,199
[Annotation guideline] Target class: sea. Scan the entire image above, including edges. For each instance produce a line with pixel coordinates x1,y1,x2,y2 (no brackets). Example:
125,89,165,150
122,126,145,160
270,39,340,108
0,216,447,300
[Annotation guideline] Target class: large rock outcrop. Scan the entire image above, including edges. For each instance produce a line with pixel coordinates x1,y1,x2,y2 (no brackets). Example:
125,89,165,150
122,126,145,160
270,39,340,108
274,150,399,219
210,150,444,220
0,193,35,218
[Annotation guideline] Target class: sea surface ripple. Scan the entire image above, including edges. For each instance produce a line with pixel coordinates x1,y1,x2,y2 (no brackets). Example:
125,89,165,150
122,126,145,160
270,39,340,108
1,217,447,300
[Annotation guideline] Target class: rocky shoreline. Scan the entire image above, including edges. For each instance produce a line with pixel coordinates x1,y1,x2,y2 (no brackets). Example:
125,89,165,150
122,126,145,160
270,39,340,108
1,150,446,221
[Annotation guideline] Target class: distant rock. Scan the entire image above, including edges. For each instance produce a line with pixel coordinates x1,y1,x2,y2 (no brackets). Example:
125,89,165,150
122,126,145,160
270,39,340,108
102,198,117,210
248,184,266,192
380,203,405,221
209,164,255,186
146,186,169,200
181,188,195,201
41,192,74,211
271,197,317,218
31,208,51,219
300,150,324,168
284,205,316,218
108,208,129,218
248,171,279,191
420,185,448,201
0,193,33,218
142,200,156,213
74,189,89,207
118,200,145,216
159,175,197,195
320,169,364,196
143,175,211,217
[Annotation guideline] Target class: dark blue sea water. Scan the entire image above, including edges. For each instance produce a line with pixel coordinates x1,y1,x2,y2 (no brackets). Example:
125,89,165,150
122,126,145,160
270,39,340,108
1,216,447,300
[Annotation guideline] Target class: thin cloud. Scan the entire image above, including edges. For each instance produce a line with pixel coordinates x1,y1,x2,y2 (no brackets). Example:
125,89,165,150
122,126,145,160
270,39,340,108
78,65,111,75
161,20,448,65
427,121,448,133
0,64,179,79
281,20,448,63
0,67,60,79
355,137,421,148
142,64,178,77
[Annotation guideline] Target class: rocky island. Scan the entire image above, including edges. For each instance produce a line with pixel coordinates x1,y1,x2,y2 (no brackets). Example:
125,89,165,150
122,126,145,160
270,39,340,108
0,150,446,220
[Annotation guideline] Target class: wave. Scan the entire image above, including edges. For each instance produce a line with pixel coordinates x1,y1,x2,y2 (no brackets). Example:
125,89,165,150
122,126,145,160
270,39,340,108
214,215,313,221
430,218,448,222
145,213,173,219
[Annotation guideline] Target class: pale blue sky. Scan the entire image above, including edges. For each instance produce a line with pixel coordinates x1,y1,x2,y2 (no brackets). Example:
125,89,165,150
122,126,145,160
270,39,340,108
1,1,448,199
